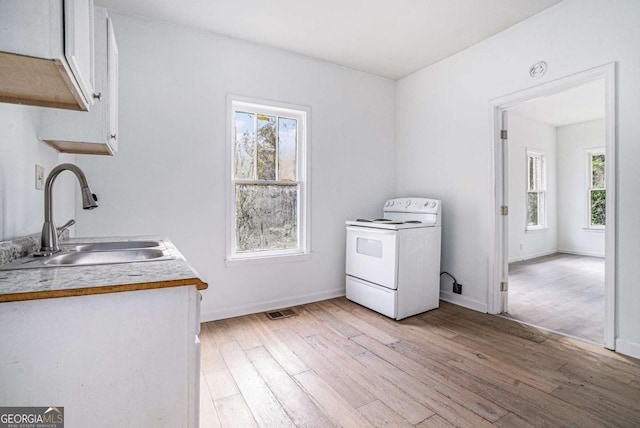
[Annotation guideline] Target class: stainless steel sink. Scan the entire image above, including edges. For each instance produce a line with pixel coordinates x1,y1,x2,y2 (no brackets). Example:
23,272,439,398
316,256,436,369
44,249,172,266
65,240,162,252
0,241,175,271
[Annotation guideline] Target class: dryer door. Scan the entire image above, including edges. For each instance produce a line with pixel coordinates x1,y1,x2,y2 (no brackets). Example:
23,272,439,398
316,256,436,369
346,226,397,289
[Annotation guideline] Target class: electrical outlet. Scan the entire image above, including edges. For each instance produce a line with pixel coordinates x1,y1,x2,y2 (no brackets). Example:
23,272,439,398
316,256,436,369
453,282,463,294
35,165,45,190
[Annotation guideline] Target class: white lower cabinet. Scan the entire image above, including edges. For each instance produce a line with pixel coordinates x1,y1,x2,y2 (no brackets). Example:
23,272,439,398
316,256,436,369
0,286,201,427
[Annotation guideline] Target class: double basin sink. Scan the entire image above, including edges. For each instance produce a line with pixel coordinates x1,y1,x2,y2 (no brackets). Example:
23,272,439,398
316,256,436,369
0,240,175,270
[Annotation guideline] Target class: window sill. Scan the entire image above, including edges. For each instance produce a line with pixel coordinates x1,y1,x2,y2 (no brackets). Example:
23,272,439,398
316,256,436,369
526,227,548,233
583,227,605,233
225,252,313,267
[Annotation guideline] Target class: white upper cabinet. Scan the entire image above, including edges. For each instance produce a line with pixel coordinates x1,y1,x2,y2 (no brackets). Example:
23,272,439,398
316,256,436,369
64,0,95,104
39,7,119,155
0,0,95,111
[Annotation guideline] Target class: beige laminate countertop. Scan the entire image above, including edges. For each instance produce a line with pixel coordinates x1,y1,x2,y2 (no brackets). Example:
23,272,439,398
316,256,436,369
0,236,207,303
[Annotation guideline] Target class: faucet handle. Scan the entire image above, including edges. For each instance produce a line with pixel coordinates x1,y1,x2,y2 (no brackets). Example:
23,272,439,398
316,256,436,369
57,219,76,238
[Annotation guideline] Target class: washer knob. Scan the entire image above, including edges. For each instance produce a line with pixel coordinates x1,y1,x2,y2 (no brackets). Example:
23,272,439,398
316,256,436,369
430,201,437,208
405,199,411,208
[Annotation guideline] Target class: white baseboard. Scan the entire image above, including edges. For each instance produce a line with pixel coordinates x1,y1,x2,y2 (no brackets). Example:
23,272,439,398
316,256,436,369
440,290,488,313
508,249,557,263
201,288,346,322
557,249,605,258
615,338,640,360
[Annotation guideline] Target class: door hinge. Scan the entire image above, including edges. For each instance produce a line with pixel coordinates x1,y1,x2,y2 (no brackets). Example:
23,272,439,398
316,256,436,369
500,206,509,216
500,281,508,292
500,129,508,140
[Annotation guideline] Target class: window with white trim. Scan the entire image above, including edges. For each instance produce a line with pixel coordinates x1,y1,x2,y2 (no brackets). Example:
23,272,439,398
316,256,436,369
228,98,308,261
526,149,546,230
587,149,605,228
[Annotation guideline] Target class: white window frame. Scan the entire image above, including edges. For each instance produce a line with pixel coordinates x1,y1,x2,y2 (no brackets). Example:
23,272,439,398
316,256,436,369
525,148,546,231
586,148,605,230
226,95,310,265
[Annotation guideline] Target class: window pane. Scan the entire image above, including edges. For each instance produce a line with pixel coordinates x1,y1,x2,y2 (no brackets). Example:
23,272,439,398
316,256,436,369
528,156,534,191
257,115,276,180
235,184,298,252
591,189,606,226
527,192,539,226
528,155,541,191
278,118,297,182
592,154,605,188
234,112,255,179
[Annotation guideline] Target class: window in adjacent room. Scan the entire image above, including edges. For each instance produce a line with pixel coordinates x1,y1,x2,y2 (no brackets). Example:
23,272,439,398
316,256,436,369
227,97,309,262
526,149,546,230
587,149,605,228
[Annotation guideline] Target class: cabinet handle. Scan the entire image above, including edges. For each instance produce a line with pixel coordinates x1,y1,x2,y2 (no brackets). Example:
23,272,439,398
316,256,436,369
93,92,102,100
110,134,117,140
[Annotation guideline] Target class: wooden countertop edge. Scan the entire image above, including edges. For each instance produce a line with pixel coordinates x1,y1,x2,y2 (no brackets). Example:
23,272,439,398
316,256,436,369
0,277,208,303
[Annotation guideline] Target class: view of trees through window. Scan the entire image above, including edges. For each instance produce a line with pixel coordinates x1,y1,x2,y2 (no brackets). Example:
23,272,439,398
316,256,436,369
233,108,299,253
590,153,605,226
235,184,297,252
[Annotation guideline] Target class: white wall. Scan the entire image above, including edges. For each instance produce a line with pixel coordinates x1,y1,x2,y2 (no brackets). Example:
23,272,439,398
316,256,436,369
74,13,397,321
0,103,76,242
508,113,557,262
557,119,605,257
396,0,640,354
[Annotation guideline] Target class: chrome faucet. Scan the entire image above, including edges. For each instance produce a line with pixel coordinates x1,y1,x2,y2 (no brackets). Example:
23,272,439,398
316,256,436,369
36,163,98,256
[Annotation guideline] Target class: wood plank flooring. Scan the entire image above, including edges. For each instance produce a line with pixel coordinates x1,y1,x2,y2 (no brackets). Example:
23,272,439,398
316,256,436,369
199,298,640,427
507,253,604,343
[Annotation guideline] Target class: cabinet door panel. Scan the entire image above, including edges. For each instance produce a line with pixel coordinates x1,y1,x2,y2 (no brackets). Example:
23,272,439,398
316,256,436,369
64,0,95,104
107,15,119,151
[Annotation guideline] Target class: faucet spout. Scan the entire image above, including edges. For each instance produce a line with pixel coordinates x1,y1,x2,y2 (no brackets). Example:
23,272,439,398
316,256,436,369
37,163,98,256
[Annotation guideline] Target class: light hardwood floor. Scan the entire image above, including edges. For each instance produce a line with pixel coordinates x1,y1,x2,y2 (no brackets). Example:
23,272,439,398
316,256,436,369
199,297,640,427
507,253,604,344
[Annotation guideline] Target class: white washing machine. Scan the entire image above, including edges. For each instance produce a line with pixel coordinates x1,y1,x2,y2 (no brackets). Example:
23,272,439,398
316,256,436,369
345,197,442,320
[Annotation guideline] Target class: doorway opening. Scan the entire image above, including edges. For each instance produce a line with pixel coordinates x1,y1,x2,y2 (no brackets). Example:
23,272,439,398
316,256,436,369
490,64,616,349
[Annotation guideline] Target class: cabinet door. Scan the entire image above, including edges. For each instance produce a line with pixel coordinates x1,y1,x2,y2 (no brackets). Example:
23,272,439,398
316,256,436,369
64,0,95,105
38,6,118,155
107,15,119,151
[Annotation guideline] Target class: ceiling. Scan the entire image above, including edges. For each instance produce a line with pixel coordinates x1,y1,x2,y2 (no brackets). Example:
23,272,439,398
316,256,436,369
96,0,563,80
508,79,605,127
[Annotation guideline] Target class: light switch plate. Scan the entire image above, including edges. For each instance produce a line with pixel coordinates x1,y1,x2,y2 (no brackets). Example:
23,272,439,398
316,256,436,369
35,165,45,190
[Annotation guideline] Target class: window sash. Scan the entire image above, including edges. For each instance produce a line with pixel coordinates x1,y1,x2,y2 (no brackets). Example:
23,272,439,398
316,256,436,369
527,155,542,191
234,111,299,182
527,190,545,229
589,189,606,227
233,183,300,255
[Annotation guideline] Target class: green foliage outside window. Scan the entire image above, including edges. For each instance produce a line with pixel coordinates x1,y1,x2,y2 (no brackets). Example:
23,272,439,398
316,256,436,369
591,190,606,226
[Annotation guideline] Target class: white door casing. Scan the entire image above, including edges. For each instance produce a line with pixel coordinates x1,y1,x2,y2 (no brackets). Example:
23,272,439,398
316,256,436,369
489,63,616,350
